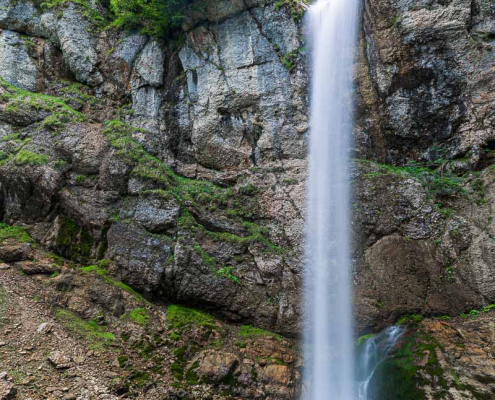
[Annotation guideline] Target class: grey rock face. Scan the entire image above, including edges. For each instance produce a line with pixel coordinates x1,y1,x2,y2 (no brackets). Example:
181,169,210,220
135,40,164,87
56,4,101,85
119,193,180,233
357,0,495,164
0,0,494,353
177,3,307,172
108,33,148,86
106,223,173,295
0,30,37,91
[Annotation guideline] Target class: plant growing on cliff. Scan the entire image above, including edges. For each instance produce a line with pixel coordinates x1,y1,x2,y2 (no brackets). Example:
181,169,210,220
14,150,49,166
274,0,310,21
0,223,34,244
108,0,192,38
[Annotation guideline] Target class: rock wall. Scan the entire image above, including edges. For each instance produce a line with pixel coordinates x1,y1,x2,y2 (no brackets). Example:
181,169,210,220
0,0,495,397
0,0,308,338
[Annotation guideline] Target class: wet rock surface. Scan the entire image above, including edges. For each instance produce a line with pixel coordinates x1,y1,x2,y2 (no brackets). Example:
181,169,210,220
0,0,494,397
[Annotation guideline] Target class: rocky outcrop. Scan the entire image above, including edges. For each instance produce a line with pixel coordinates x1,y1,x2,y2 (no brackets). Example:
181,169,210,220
0,232,299,399
0,0,495,396
0,0,306,338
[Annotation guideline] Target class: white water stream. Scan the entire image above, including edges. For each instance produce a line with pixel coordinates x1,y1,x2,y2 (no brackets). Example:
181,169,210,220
303,0,360,399
357,326,405,399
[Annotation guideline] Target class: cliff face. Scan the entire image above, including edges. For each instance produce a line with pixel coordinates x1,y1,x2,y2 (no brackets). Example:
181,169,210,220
0,0,495,398
0,0,308,338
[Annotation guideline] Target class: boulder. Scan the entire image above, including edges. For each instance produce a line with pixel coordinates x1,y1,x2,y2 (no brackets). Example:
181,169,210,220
0,240,32,263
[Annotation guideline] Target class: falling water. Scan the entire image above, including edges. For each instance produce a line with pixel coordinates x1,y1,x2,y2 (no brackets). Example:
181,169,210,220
357,326,405,399
304,0,360,399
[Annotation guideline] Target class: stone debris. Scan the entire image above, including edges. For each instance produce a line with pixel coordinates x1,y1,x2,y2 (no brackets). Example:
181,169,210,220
0,375,16,400
47,351,72,369
37,322,52,334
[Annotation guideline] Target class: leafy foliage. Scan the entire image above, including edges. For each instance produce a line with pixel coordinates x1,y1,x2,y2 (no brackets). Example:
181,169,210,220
108,0,192,38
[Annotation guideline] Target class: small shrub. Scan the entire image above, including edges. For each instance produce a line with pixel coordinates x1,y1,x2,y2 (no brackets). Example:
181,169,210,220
108,0,192,38
14,150,49,166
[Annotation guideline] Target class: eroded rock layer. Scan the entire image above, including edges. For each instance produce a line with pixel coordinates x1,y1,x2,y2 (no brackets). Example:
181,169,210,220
0,0,494,398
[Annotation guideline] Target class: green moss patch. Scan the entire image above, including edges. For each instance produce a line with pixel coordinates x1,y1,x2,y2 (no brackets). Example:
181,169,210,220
0,77,86,125
55,308,115,351
368,330,452,400
358,160,466,198
79,265,146,302
239,325,282,341
167,305,216,331
14,150,49,166
128,308,150,326
55,218,94,262
0,223,33,244
356,333,376,347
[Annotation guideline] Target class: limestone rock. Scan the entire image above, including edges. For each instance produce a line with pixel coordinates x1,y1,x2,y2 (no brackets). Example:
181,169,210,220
0,240,32,263
134,40,164,87
194,351,239,383
0,379,16,400
56,4,101,85
0,30,37,91
48,351,72,369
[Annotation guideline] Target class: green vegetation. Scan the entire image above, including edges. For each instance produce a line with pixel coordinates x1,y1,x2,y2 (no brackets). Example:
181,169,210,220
0,223,33,244
40,0,106,25
170,362,184,381
60,82,99,105
359,160,466,198
128,307,150,326
104,120,281,254
55,217,94,262
215,266,241,285
239,325,282,341
185,360,200,385
117,354,129,368
108,0,192,38
369,332,442,399
397,314,424,326
14,150,49,166
129,370,150,386
0,77,86,126
167,304,216,330
274,0,310,21
193,244,241,284
280,48,302,72
460,304,495,318
239,183,258,196
42,110,85,132
79,265,146,301
356,333,375,347
55,308,115,351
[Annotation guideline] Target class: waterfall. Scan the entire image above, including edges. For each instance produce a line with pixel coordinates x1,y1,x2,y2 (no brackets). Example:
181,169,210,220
303,0,360,399
357,326,405,399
